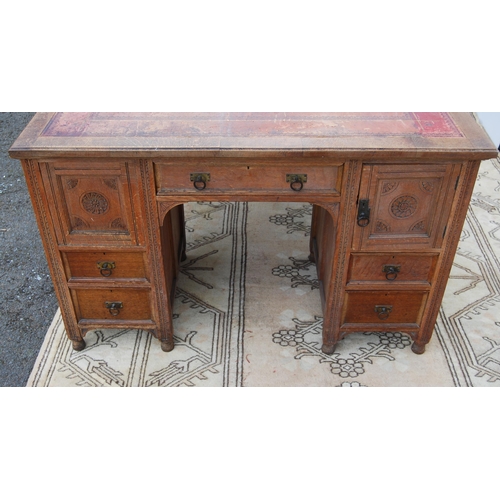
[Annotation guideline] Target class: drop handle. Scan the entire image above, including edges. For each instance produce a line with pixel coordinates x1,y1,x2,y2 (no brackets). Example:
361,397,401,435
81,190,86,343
97,261,116,277
375,305,392,320
286,174,307,192
190,173,210,190
382,265,401,281
105,301,123,316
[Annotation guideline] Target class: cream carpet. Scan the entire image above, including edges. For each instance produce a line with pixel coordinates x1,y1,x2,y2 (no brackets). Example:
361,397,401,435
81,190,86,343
27,157,500,387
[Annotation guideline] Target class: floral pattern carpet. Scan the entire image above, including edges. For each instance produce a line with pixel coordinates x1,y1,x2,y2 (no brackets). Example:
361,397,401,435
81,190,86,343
27,157,500,386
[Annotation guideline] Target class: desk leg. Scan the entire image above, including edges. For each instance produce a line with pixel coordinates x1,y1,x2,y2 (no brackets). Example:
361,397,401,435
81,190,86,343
161,339,175,352
411,341,426,354
72,328,89,351
72,338,86,351
310,202,342,355
321,343,336,355
157,208,183,352
139,162,179,353
315,162,362,356
161,203,186,352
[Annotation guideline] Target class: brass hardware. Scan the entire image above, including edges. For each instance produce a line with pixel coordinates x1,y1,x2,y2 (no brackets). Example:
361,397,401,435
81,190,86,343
97,261,116,277
374,305,393,320
286,174,307,191
382,265,401,281
105,301,123,316
190,173,211,190
357,199,370,227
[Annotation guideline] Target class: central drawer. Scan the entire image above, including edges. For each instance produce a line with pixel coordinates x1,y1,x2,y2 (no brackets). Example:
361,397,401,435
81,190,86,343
155,159,343,195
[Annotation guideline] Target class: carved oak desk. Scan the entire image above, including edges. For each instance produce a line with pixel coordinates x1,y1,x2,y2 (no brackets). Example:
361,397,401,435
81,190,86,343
9,113,497,355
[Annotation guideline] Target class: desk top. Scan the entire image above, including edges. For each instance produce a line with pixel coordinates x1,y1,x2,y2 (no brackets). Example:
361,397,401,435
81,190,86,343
9,112,498,160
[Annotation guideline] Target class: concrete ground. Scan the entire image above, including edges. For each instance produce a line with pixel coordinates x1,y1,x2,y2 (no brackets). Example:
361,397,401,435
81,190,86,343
0,113,58,386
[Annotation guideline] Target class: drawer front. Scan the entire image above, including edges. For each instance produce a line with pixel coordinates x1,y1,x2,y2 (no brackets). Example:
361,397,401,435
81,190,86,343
342,291,427,326
63,251,148,280
73,289,151,321
155,160,343,195
347,254,438,285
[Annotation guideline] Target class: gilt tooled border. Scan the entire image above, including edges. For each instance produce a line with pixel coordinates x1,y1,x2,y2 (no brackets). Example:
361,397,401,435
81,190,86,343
24,159,81,341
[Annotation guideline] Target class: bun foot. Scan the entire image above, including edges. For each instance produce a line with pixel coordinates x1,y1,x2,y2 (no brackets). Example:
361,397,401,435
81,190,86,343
72,339,86,351
411,342,426,355
308,252,316,263
322,343,336,355
161,340,174,352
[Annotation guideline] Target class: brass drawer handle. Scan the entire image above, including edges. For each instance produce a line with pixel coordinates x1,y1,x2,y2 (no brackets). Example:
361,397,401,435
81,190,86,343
190,173,210,190
375,305,392,320
286,174,307,192
382,265,401,281
97,261,116,277
105,301,123,316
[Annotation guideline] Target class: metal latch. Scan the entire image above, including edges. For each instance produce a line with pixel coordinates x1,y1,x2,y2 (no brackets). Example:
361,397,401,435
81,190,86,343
357,199,370,227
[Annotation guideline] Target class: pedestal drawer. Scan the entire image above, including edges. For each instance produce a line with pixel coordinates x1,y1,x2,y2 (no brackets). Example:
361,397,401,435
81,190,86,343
73,289,151,321
347,254,438,285
63,251,148,280
341,291,427,327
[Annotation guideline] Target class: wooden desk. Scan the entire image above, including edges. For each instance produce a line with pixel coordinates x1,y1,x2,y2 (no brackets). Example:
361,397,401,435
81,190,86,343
9,113,497,355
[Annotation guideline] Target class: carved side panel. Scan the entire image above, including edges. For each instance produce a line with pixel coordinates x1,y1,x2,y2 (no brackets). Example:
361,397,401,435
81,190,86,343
21,160,83,343
416,160,482,347
354,163,460,250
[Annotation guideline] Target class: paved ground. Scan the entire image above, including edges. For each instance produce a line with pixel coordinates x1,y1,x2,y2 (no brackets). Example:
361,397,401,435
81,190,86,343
0,113,58,386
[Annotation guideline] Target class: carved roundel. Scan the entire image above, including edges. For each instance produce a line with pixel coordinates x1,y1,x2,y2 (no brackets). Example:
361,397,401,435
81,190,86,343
80,191,109,215
390,195,418,219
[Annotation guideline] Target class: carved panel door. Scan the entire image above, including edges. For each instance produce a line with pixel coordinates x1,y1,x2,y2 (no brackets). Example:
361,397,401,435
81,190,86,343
352,163,461,251
39,160,144,246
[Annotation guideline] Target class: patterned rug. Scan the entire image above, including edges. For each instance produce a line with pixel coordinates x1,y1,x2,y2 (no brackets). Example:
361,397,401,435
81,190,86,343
27,157,500,387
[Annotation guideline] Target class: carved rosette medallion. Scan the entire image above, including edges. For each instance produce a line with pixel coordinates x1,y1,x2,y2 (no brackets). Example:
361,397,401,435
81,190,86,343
390,195,418,219
80,192,109,215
